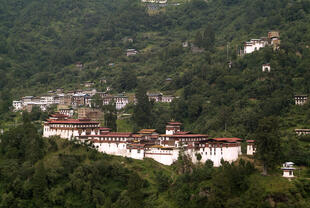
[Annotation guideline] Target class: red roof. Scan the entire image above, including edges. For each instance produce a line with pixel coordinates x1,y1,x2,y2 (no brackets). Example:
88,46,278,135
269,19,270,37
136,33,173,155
94,132,133,137
246,140,255,143
47,119,99,124
161,134,208,138
212,138,242,143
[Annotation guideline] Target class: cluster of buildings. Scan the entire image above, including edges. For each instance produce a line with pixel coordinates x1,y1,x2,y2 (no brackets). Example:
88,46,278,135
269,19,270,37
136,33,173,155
13,88,176,113
43,114,256,167
241,31,280,55
147,93,175,103
12,89,95,112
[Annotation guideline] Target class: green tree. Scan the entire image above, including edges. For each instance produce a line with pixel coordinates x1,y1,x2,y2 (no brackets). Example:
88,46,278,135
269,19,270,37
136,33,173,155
32,161,47,204
132,84,152,130
103,103,117,131
254,117,282,175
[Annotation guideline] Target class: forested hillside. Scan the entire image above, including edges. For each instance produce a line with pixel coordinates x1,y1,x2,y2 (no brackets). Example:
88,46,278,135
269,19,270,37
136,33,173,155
0,2,310,206
0,0,310,131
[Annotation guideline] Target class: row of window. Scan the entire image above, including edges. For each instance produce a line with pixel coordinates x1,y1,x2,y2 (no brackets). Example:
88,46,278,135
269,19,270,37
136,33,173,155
99,137,127,141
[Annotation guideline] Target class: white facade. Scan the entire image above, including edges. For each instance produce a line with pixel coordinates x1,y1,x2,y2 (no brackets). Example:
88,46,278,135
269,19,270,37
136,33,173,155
114,96,129,110
162,95,175,103
144,147,179,165
43,120,100,139
244,39,268,54
40,95,58,105
294,95,308,105
12,101,23,111
246,140,256,155
262,64,271,72
281,162,295,178
295,129,310,136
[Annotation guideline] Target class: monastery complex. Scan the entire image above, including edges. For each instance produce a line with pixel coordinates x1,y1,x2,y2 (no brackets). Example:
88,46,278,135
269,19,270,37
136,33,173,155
43,114,254,167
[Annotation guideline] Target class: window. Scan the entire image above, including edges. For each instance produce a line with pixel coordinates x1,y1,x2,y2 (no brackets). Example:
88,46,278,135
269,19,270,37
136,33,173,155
137,149,140,153
289,171,293,176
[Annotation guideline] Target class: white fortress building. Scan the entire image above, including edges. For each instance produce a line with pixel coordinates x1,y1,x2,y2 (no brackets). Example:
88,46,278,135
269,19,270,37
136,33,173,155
43,117,242,167
43,114,100,139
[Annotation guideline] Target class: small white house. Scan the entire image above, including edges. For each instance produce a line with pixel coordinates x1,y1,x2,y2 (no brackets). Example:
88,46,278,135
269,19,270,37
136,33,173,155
294,95,308,105
281,162,296,178
262,64,271,72
246,140,256,155
12,101,23,111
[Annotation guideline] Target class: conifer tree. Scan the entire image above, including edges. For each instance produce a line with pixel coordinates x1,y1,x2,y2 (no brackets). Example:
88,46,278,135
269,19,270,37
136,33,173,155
254,117,282,175
132,84,152,130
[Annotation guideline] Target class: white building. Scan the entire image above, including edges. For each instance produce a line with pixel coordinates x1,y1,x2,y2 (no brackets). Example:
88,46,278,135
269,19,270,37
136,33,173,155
294,95,308,105
43,115,100,140
40,95,59,105
59,108,74,117
162,95,175,103
246,140,256,155
114,94,129,110
262,64,271,72
295,129,310,136
43,119,242,167
12,101,23,111
126,49,138,56
244,38,268,54
281,162,296,178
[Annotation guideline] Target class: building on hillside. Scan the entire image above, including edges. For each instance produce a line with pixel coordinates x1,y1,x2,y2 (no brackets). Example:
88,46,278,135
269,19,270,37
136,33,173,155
162,95,175,103
262,63,271,72
40,95,59,105
12,101,23,111
59,94,73,106
87,132,134,157
268,31,280,50
295,129,310,136
59,108,74,117
56,88,64,94
72,93,86,107
246,140,256,155
148,93,162,102
76,62,84,69
281,162,296,178
43,114,100,139
294,95,308,105
126,49,138,56
22,96,34,104
83,89,97,96
243,38,268,54
42,118,242,167
78,107,104,121
114,94,129,110
84,82,94,88
242,32,280,55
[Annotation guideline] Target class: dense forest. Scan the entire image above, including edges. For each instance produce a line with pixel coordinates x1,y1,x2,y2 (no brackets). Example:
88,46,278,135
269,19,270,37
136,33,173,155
0,0,310,207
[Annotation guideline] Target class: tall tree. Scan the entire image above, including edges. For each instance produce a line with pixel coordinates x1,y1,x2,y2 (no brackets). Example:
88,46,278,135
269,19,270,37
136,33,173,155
254,117,282,175
132,84,152,130
103,103,117,131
